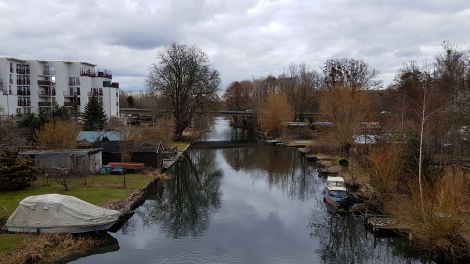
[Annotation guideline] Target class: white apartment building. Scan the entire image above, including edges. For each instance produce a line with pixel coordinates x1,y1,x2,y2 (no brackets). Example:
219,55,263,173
0,58,119,117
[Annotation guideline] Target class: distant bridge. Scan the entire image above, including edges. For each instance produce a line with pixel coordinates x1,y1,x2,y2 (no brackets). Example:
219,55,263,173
119,108,327,118
190,140,257,149
119,108,255,117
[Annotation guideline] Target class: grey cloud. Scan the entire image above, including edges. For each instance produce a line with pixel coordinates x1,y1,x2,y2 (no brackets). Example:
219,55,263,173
0,0,469,91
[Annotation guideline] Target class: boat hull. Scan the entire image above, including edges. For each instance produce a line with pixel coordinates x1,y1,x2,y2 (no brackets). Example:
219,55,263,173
323,190,349,209
7,221,116,234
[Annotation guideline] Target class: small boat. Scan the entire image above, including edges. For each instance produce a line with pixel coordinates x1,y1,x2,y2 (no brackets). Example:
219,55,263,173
6,194,120,233
323,176,349,209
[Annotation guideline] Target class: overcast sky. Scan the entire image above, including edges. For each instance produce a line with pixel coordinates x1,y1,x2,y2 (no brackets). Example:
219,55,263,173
1,0,469,91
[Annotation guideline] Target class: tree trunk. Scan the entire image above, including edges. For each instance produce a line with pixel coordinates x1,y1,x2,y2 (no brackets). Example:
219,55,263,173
418,90,426,219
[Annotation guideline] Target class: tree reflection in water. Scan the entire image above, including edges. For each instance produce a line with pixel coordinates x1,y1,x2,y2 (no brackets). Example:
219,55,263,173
135,148,222,238
222,145,317,201
309,213,432,264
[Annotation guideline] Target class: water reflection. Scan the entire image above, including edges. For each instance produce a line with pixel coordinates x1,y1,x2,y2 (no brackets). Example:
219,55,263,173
222,145,317,201
135,148,222,238
202,117,253,142
309,212,432,264
71,117,433,264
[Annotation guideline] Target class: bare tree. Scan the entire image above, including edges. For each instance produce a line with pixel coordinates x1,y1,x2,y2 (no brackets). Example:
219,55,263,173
278,64,319,119
319,58,376,152
223,81,254,111
322,58,380,91
146,42,221,139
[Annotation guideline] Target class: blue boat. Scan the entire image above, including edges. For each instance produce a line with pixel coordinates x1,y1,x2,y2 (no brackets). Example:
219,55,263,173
323,176,349,209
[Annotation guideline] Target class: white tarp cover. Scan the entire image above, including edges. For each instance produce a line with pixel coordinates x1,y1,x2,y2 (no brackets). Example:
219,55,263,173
6,194,120,229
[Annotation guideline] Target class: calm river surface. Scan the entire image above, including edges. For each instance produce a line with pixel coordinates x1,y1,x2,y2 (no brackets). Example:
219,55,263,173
72,117,432,264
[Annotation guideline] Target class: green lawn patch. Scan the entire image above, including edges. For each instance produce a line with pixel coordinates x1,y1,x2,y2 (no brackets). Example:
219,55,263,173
170,141,190,152
0,234,29,255
0,173,152,218
0,173,154,258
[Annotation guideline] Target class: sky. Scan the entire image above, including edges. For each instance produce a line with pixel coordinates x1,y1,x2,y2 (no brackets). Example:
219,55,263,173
1,0,469,91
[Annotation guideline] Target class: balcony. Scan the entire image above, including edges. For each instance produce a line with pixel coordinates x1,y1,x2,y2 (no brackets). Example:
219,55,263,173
17,79,31,85
88,91,103,97
64,91,80,97
64,101,81,107
38,102,52,107
103,81,119,88
17,90,31,96
16,69,30,75
38,80,54,86
43,70,56,76
80,68,112,79
38,89,56,97
18,100,31,107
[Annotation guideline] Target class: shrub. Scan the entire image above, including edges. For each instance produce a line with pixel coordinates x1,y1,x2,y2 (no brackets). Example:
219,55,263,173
0,149,37,191
338,158,349,167
35,120,81,150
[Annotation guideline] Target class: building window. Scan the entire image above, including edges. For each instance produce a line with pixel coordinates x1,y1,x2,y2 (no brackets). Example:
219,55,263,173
16,108,21,114
69,77,80,86
9,74,13,84
10,63,13,73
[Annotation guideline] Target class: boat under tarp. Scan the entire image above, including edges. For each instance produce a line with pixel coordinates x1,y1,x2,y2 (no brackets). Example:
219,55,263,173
6,194,120,233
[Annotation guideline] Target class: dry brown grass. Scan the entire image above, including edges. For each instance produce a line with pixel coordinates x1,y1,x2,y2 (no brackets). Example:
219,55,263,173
369,143,405,195
2,234,100,264
385,169,470,260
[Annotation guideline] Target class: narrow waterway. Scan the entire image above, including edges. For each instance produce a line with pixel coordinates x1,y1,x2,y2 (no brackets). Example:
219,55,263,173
72,117,432,264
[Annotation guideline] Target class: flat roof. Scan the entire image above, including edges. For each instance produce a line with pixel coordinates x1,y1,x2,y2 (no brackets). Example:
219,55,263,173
1,57,97,66
20,148,102,155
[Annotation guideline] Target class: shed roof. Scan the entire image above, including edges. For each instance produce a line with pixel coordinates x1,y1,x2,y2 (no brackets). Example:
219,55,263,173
78,131,122,143
20,148,102,156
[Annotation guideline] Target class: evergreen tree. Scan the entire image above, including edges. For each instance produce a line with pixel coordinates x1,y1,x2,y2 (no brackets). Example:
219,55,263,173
0,149,37,190
52,105,70,120
83,96,107,130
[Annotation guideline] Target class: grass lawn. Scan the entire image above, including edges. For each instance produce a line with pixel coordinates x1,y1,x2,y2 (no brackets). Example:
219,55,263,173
170,141,191,152
0,173,152,218
0,234,29,254
0,173,153,255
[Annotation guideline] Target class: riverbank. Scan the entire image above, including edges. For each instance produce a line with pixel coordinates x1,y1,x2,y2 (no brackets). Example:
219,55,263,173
295,143,470,263
0,171,169,263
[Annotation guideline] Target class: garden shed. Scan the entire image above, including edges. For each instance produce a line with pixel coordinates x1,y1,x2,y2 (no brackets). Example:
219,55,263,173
18,149,103,175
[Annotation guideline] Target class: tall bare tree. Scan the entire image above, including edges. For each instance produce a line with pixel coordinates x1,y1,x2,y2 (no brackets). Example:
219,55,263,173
223,80,254,111
322,58,380,90
319,58,376,152
279,64,320,120
147,43,221,139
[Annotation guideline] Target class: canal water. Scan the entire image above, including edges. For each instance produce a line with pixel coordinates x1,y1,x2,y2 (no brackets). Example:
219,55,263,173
72,117,432,264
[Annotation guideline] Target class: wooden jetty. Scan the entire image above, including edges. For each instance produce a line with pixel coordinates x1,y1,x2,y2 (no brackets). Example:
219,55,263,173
366,216,411,237
317,168,338,177
264,139,281,145
305,154,318,162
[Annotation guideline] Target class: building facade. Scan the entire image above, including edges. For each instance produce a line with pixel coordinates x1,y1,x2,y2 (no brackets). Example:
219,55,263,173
0,58,119,117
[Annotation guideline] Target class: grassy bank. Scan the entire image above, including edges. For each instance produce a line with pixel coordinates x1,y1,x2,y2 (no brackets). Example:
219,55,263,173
0,173,153,257
170,141,191,152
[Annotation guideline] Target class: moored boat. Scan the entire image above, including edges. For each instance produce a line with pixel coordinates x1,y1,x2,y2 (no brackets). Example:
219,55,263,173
6,194,120,233
323,176,349,210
